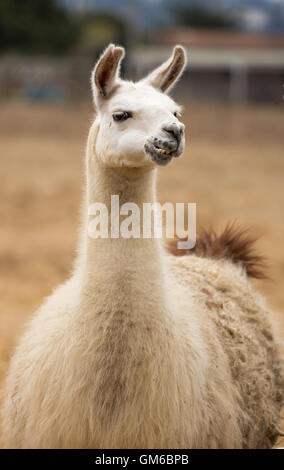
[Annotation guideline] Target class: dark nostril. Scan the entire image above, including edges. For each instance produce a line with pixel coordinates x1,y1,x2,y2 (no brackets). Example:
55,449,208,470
166,129,176,139
163,123,184,141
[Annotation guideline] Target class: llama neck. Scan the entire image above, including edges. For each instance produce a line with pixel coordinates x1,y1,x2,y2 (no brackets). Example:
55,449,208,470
77,127,169,315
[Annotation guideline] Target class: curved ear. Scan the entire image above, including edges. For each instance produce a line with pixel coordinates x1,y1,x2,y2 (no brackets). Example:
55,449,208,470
142,45,186,93
92,44,125,102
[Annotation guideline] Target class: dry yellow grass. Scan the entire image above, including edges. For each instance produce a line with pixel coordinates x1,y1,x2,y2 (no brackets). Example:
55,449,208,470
0,101,283,446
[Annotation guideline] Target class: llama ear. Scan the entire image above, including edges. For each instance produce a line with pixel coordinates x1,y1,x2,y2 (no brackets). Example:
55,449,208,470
92,44,125,102
142,45,187,93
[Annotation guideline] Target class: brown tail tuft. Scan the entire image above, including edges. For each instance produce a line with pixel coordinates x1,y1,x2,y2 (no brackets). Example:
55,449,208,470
166,222,266,279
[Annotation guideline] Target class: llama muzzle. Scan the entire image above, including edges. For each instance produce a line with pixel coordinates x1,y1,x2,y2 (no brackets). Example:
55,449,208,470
144,123,185,165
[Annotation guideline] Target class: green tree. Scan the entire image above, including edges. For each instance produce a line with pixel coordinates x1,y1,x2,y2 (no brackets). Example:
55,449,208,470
78,12,129,57
169,0,236,30
0,0,80,55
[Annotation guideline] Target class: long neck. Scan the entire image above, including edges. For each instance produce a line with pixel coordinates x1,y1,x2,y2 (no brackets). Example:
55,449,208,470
77,122,169,315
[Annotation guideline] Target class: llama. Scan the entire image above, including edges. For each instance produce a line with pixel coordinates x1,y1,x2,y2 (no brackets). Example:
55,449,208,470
2,44,283,449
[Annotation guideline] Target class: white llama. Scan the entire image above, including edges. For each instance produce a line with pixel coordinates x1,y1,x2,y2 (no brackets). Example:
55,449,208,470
2,44,283,449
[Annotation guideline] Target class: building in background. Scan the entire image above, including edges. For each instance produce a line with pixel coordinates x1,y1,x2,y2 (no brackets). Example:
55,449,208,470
0,0,284,103
135,29,284,103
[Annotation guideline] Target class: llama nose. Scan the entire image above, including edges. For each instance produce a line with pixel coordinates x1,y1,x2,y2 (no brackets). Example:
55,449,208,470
162,122,184,142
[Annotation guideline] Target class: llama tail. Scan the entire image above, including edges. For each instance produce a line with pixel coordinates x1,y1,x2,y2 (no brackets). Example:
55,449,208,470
166,222,266,279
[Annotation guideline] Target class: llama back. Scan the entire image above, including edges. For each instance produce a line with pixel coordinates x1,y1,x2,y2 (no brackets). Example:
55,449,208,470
168,252,284,448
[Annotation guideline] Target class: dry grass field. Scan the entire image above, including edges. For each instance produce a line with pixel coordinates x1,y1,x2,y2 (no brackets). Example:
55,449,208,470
0,101,283,446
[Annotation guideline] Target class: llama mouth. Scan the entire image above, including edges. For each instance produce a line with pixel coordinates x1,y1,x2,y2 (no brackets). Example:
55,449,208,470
144,141,175,166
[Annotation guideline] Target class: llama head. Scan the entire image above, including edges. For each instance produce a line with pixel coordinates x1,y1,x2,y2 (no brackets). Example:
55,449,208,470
91,44,186,168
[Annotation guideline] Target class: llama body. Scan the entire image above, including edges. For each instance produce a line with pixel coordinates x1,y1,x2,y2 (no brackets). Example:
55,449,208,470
2,45,283,448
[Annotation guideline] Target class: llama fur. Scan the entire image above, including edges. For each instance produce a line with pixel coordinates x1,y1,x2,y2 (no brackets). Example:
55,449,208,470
1,44,283,449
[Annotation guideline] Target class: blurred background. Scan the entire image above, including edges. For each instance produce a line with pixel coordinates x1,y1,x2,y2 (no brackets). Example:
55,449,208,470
0,0,283,445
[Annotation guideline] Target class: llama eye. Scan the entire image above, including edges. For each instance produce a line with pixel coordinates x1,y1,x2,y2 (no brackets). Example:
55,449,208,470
112,111,132,122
